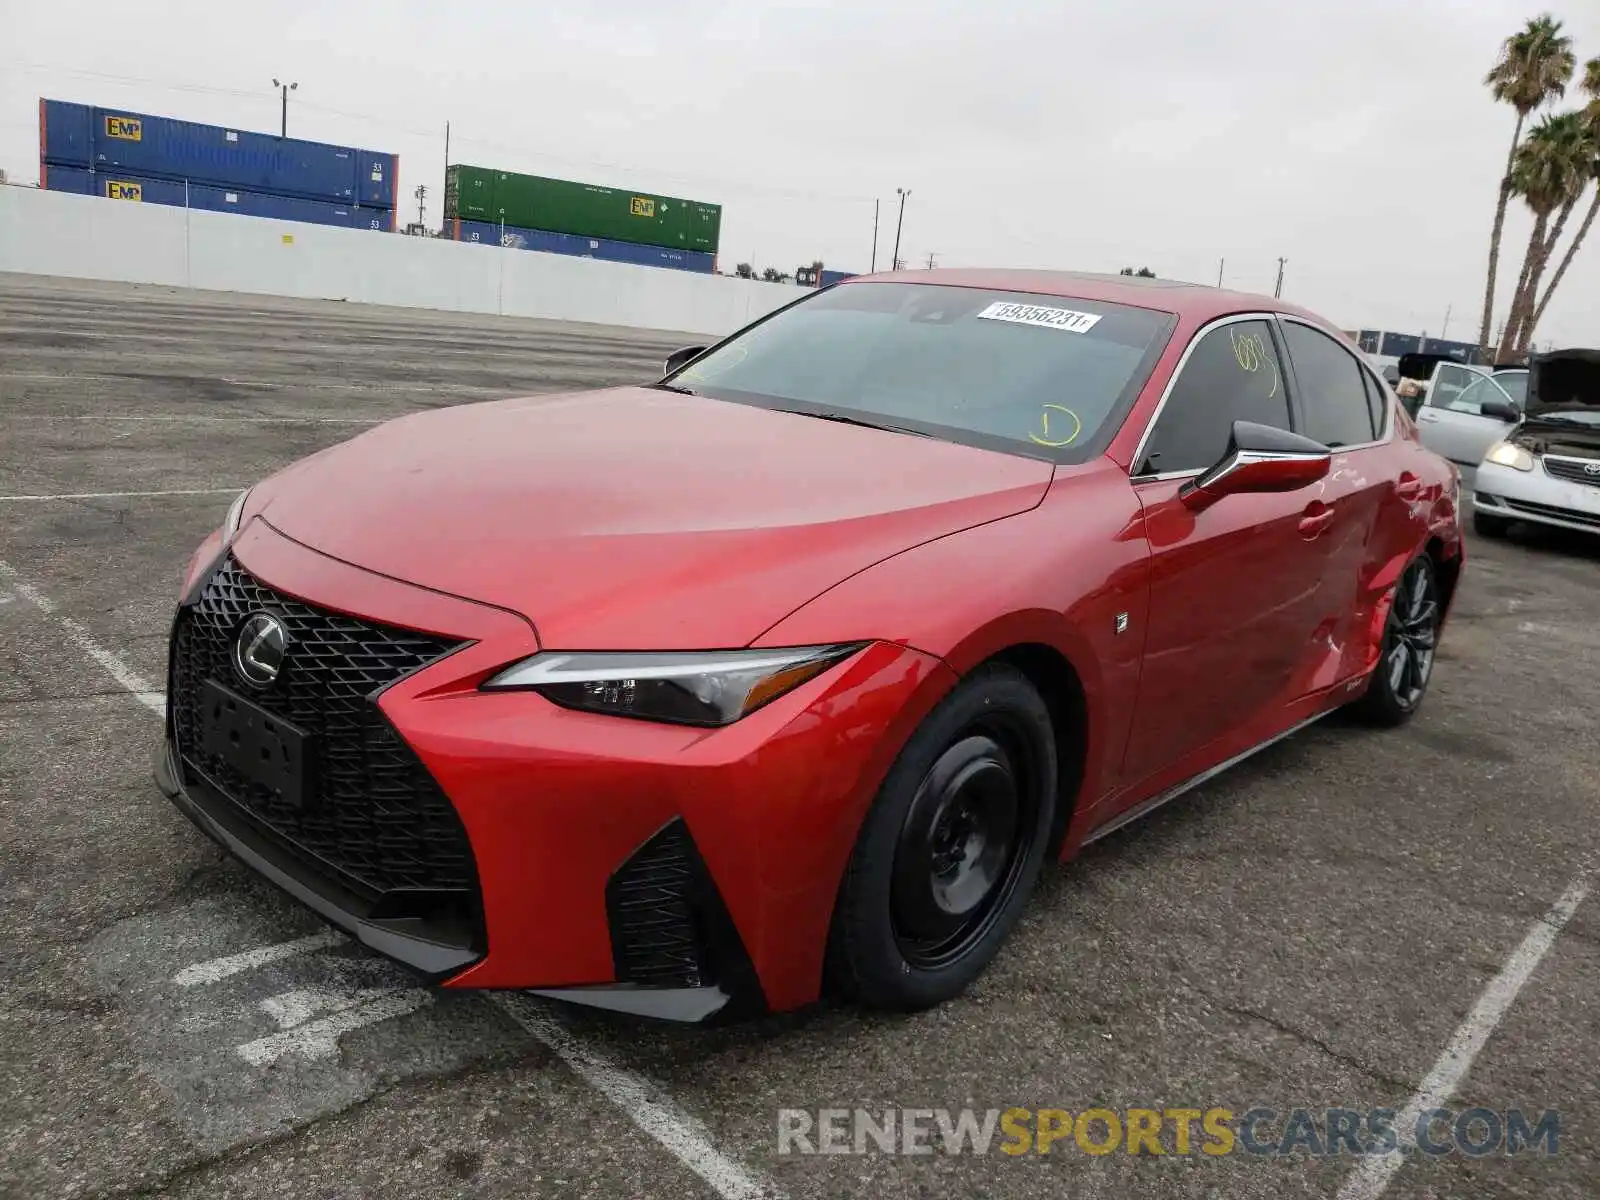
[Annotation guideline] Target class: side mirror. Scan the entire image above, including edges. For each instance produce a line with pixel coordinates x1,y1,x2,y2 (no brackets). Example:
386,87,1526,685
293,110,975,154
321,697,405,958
1480,398,1521,422
663,345,709,377
1179,420,1332,512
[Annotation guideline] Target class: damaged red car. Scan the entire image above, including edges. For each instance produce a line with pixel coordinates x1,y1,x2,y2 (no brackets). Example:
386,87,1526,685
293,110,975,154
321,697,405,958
157,270,1464,1021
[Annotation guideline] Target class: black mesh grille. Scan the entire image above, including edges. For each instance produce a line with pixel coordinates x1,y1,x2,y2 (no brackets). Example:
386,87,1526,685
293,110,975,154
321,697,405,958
606,822,709,989
1503,498,1600,529
1542,457,1600,488
170,556,477,898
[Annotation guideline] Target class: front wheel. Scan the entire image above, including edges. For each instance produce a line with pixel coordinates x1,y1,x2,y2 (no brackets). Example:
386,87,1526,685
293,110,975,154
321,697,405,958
826,664,1057,1011
1350,553,1440,727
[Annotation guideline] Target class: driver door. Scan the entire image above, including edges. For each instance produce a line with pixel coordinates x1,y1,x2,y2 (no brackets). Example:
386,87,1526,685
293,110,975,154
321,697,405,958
1415,363,1516,465
1119,317,1345,786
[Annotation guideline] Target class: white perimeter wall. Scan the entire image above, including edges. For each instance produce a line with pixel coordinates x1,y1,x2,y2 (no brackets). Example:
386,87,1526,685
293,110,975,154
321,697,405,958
0,186,801,336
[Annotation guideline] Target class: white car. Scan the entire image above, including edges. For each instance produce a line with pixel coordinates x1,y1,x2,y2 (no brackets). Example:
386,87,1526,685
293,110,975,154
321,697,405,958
1471,349,1600,540
1413,361,1530,467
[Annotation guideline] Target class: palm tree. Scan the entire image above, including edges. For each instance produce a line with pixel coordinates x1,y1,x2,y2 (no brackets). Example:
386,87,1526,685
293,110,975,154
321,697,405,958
1497,111,1593,359
1528,57,1600,338
1477,15,1575,354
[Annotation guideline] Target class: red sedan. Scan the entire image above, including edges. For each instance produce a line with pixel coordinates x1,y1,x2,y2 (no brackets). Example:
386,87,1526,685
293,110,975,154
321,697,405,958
157,271,1464,1021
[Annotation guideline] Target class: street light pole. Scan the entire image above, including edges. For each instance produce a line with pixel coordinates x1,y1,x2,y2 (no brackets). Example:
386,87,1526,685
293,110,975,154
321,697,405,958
892,187,911,271
870,199,879,273
272,78,298,137
1273,256,1287,299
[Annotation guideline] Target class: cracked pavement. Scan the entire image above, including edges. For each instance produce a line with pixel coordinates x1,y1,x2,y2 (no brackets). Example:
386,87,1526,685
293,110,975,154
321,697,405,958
1,273,1598,1198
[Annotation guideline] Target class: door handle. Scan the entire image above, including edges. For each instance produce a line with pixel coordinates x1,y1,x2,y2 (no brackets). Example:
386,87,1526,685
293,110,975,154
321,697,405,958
1396,474,1423,499
1298,507,1336,537
1417,410,1440,422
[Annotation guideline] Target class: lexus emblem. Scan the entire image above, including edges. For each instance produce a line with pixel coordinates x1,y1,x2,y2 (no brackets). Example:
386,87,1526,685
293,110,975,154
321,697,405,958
233,613,288,687
1585,461,1600,477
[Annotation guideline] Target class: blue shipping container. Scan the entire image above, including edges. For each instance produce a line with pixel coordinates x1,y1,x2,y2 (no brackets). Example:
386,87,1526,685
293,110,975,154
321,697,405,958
41,166,392,230
40,99,398,209
39,163,94,194
449,219,715,274
1378,332,1423,358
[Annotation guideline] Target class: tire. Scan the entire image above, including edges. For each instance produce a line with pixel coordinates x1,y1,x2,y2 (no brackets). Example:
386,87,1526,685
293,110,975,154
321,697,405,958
826,663,1057,1010
1350,553,1440,728
1473,510,1511,538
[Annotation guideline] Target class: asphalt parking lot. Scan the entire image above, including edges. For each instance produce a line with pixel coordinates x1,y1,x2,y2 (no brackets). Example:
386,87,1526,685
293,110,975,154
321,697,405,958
2,271,1597,1200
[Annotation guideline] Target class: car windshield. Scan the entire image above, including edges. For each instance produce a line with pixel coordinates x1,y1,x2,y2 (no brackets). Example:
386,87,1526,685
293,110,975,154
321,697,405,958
1528,409,1600,426
1491,370,1529,403
667,282,1175,460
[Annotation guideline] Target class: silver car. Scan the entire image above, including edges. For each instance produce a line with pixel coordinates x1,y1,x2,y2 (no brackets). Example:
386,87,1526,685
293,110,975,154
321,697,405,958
1471,349,1600,540
1414,363,1529,466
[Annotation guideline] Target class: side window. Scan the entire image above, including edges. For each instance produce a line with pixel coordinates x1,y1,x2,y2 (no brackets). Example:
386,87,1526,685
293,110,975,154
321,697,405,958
1281,321,1376,447
1454,375,1514,416
1361,369,1389,434
1426,364,1488,414
1138,319,1291,475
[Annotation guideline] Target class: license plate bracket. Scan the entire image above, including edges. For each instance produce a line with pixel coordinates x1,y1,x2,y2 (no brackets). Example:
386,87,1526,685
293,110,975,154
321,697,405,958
199,679,314,809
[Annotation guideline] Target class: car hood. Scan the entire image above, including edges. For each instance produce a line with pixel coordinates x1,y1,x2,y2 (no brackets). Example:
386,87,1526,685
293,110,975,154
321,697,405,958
256,387,1053,649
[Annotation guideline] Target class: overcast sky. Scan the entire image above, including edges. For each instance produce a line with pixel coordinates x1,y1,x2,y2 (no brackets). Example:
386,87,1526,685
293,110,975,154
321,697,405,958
4,1,1598,347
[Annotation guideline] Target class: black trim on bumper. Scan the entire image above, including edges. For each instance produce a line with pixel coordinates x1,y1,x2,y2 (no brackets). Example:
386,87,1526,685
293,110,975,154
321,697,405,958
156,737,479,980
603,817,768,1022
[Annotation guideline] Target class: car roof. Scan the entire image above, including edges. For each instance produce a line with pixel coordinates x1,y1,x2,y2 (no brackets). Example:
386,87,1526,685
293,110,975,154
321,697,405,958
844,268,1331,327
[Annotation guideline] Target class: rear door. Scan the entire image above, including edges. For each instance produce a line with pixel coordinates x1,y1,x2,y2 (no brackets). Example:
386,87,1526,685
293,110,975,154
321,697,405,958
1277,316,1394,685
1415,362,1512,465
1120,316,1350,783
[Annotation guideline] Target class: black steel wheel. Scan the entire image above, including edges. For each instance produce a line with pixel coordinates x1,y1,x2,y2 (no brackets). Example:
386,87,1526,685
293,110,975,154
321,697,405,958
1351,553,1440,727
827,664,1057,1010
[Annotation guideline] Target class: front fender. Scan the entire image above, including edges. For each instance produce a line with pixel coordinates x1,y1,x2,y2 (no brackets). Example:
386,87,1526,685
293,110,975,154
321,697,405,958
755,465,1152,819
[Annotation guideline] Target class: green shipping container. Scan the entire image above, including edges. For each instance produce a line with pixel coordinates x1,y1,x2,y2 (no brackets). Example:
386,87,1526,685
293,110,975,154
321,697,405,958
444,164,720,254
444,164,497,222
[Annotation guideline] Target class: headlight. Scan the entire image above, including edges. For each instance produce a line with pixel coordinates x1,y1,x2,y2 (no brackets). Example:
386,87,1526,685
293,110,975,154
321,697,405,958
1484,441,1535,472
222,488,251,543
481,644,863,726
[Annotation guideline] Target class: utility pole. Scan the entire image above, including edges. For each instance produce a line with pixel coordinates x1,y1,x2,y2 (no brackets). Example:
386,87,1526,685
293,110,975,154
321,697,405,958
1216,257,1224,287
926,251,937,270
1273,257,1287,299
1440,303,1452,340
272,78,298,137
414,184,427,228
870,199,879,273
891,187,911,274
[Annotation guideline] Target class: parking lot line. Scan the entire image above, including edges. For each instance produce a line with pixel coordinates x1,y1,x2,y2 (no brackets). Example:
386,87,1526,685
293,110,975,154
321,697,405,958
0,558,166,715
1336,870,1592,1200
2,554,785,1200
173,930,345,986
0,488,243,502
492,994,783,1200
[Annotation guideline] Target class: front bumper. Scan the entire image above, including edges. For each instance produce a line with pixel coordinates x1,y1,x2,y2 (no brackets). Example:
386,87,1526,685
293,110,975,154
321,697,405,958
159,519,955,1018
1474,458,1600,536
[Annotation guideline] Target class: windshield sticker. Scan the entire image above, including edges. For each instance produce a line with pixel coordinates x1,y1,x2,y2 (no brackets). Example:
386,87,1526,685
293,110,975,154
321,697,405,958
977,302,1103,334
1229,327,1280,397
1028,404,1083,448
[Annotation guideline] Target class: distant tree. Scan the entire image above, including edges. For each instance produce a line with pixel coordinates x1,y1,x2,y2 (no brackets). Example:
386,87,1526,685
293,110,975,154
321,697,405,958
1478,14,1576,352
1527,56,1600,337
761,267,786,283
1500,110,1593,356
1119,266,1156,277
735,262,755,279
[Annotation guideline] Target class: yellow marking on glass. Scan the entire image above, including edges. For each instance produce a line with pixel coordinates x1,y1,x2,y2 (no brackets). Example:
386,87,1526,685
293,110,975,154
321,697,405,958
1028,404,1083,448
1228,327,1279,397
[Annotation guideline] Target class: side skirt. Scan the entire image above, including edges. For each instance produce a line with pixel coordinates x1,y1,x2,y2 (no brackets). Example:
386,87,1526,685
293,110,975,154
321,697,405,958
1082,711,1332,846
